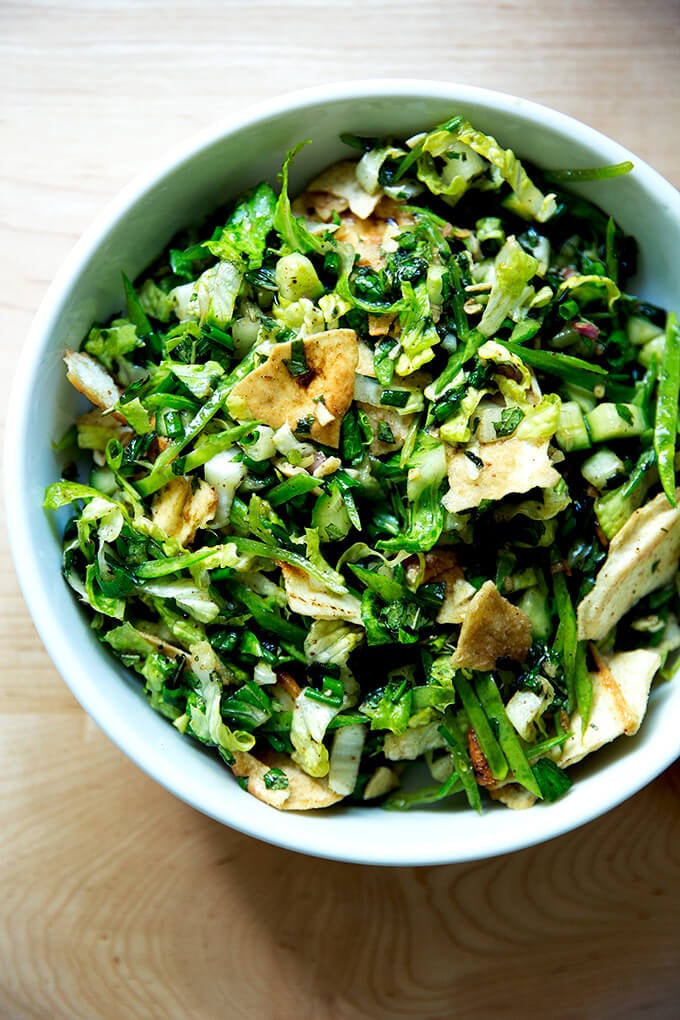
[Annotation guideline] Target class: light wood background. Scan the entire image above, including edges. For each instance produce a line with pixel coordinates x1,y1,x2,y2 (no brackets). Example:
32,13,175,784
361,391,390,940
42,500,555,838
2,2,680,1017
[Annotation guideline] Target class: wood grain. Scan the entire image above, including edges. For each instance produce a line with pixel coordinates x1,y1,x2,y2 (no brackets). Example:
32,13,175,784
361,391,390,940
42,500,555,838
2,2,680,1017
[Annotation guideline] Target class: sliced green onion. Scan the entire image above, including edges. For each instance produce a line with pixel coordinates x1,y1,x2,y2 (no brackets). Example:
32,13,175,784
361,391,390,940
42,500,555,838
380,389,411,408
383,772,462,811
654,312,680,505
498,341,607,385
474,674,542,798
544,161,633,183
439,719,482,812
263,767,289,791
283,338,309,377
454,674,507,781
267,474,320,506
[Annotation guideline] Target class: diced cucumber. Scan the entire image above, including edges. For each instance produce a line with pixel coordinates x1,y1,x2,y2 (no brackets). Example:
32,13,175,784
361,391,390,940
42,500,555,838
90,466,118,495
638,334,665,370
586,402,647,442
595,482,645,540
580,448,626,490
563,383,597,413
518,586,551,640
627,315,664,346
555,401,591,452
311,483,351,542
275,253,324,303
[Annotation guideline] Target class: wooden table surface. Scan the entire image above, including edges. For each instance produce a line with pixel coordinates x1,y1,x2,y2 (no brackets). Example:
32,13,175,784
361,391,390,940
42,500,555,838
3,2,680,1017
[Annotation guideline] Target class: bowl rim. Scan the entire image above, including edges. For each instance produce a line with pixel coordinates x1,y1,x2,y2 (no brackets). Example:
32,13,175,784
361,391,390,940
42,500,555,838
6,78,680,866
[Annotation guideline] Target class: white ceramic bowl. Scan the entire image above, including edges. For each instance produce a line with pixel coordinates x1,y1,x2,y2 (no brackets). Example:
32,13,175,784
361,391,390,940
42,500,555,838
7,80,680,866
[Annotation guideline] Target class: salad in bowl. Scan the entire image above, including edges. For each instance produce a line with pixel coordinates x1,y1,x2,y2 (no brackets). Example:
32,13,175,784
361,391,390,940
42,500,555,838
44,112,680,818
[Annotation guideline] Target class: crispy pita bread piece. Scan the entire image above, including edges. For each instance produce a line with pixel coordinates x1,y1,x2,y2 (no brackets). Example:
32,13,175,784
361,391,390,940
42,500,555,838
577,490,680,641
355,401,415,456
306,159,382,220
368,312,397,337
405,550,477,625
229,329,358,448
64,349,123,417
557,647,661,769
442,438,561,514
151,476,218,546
488,783,537,810
292,189,349,223
231,750,344,811
452,580,532,671
279,563,363,625
334,198,416,270
356,339,377,378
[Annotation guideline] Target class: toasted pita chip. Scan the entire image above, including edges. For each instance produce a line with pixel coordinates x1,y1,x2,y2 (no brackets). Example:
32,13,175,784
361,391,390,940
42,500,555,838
607,648,661,734
229,329,358,448
489,783,537,810
442,438,561,514
151,476,218,546
557,647,660,769
280,563,363,625
64,349,122,416
452,580,532,671
335,212,401,270
356,339,377,377
406,549,477,625
368,312,396,337
577,490,680,641
231,750,344,810
355,401,415,456
292,190,350,223
307,160,382,219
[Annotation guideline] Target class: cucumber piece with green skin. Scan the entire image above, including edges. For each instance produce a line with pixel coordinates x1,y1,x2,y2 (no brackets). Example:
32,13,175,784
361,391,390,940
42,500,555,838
311,482,351,542
581,448,626,490
638,334,665,370
563,383,597,413
594,482,646,539
555,401,592,452
627,315,664,346
518,585,552,640
89,466,118,496
586,402,647,442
